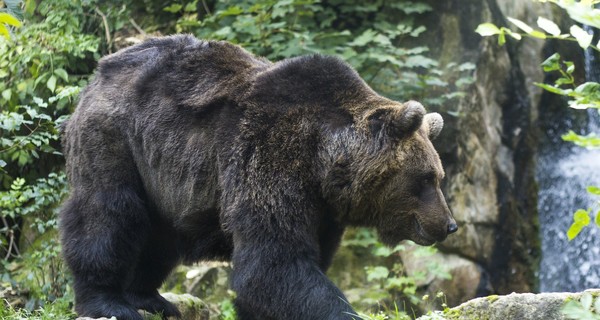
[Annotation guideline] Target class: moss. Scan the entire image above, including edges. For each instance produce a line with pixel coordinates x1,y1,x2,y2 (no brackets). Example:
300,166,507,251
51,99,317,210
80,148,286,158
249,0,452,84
588,291,600,298
486,295,499,303
441,301,493,320
442,307,462,319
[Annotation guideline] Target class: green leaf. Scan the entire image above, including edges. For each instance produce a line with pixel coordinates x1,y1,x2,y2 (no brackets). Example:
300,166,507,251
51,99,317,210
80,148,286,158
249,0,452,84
562,131,600,148
410,26,427,37
505,29,522,40
163,4,183,13
587,186,600,195
558,2,600,30
570,25,593,49
47,75,57,93
541,53,561,72
498,31,506,45
535,82,568,95
26,108,38,119
566,62,575,74
2,88,11,101
184,2,196,12
373,34,391,46
54,68,68,82
475,23,501,36
390,2,432,14
0,12,22,28
33,96,48,108
574,82,600,95
581,292,593,311
507,17,533,33
567,209,591,240
350,29,376,46
24,0,36,15
0,24,9,39
567,222,586,240
366,266,389,281
17,152,29,167
530,30,547,39
537,17,561,36
574,209,591,225
562,300,599,319
373,246,393,257
458,62,476,71
218,6,244,17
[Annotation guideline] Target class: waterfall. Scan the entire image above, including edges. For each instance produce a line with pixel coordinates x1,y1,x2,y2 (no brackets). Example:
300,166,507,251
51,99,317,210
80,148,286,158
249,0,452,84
584,25,600,87
538,24,600,292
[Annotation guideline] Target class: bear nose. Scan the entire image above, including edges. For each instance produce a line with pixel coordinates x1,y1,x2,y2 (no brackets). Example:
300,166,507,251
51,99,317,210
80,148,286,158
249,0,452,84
447,223,458,234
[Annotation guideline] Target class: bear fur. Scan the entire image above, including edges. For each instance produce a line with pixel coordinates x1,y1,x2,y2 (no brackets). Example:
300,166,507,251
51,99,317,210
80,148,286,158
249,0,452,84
60,35,457,320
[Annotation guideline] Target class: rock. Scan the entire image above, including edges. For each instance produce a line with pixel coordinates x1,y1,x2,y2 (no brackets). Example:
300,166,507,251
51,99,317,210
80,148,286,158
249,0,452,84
400,243,491,309
75,293,209,320
417,289,600,320
157,293,209,320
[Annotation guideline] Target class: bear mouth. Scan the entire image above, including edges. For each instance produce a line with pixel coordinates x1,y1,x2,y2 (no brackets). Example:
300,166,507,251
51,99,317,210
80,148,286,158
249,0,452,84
414,218,437,245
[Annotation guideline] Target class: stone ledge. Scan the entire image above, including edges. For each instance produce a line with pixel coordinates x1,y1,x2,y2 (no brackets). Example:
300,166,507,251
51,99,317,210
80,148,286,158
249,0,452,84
418,289,600,320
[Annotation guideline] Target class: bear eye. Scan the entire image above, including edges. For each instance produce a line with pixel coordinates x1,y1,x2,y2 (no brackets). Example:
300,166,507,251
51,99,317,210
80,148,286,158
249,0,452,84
421,172,436,186
410,172,436,195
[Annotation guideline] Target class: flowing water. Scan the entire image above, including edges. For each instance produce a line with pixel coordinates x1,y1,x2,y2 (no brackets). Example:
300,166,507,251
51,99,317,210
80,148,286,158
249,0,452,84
538,25,600,292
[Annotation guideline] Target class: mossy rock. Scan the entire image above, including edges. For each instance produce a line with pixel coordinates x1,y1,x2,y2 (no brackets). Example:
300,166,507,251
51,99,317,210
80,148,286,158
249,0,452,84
418,289,600,320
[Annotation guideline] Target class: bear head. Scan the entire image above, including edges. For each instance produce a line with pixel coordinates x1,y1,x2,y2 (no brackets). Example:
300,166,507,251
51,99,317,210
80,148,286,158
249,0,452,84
323,100,457,246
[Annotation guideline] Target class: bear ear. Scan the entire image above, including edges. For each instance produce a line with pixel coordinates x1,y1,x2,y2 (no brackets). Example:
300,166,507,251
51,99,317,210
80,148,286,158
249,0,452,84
365,100,425,140
424,112,444,140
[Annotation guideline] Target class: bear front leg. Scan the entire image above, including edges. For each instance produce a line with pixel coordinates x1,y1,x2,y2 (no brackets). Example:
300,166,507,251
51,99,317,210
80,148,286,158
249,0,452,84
60,187,151,320
230,239,357,320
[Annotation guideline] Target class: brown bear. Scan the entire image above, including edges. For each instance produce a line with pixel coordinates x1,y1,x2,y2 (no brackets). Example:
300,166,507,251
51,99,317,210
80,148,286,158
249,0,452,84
59,34,457,320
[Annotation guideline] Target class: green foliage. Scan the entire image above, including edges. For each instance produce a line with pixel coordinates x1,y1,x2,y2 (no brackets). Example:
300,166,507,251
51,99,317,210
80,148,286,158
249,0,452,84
0,296,76,320
219,296,238,320
0,0,100,312
0,0,99,186
567,209,592,240
343,228,451,317
0,11,21,39
475,1,600,50
167,0,474,107
542,0,600,29
354,305,411,320
535,53,600,111
564,187,600,240
562,131,600,148
562,292,600,320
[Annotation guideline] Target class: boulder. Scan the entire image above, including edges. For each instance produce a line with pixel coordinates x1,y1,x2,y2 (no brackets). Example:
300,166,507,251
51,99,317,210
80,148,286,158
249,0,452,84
417,289,600,320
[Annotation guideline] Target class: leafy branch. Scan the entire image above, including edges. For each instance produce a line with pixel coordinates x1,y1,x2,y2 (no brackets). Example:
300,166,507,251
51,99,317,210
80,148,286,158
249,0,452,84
0,11,21,39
